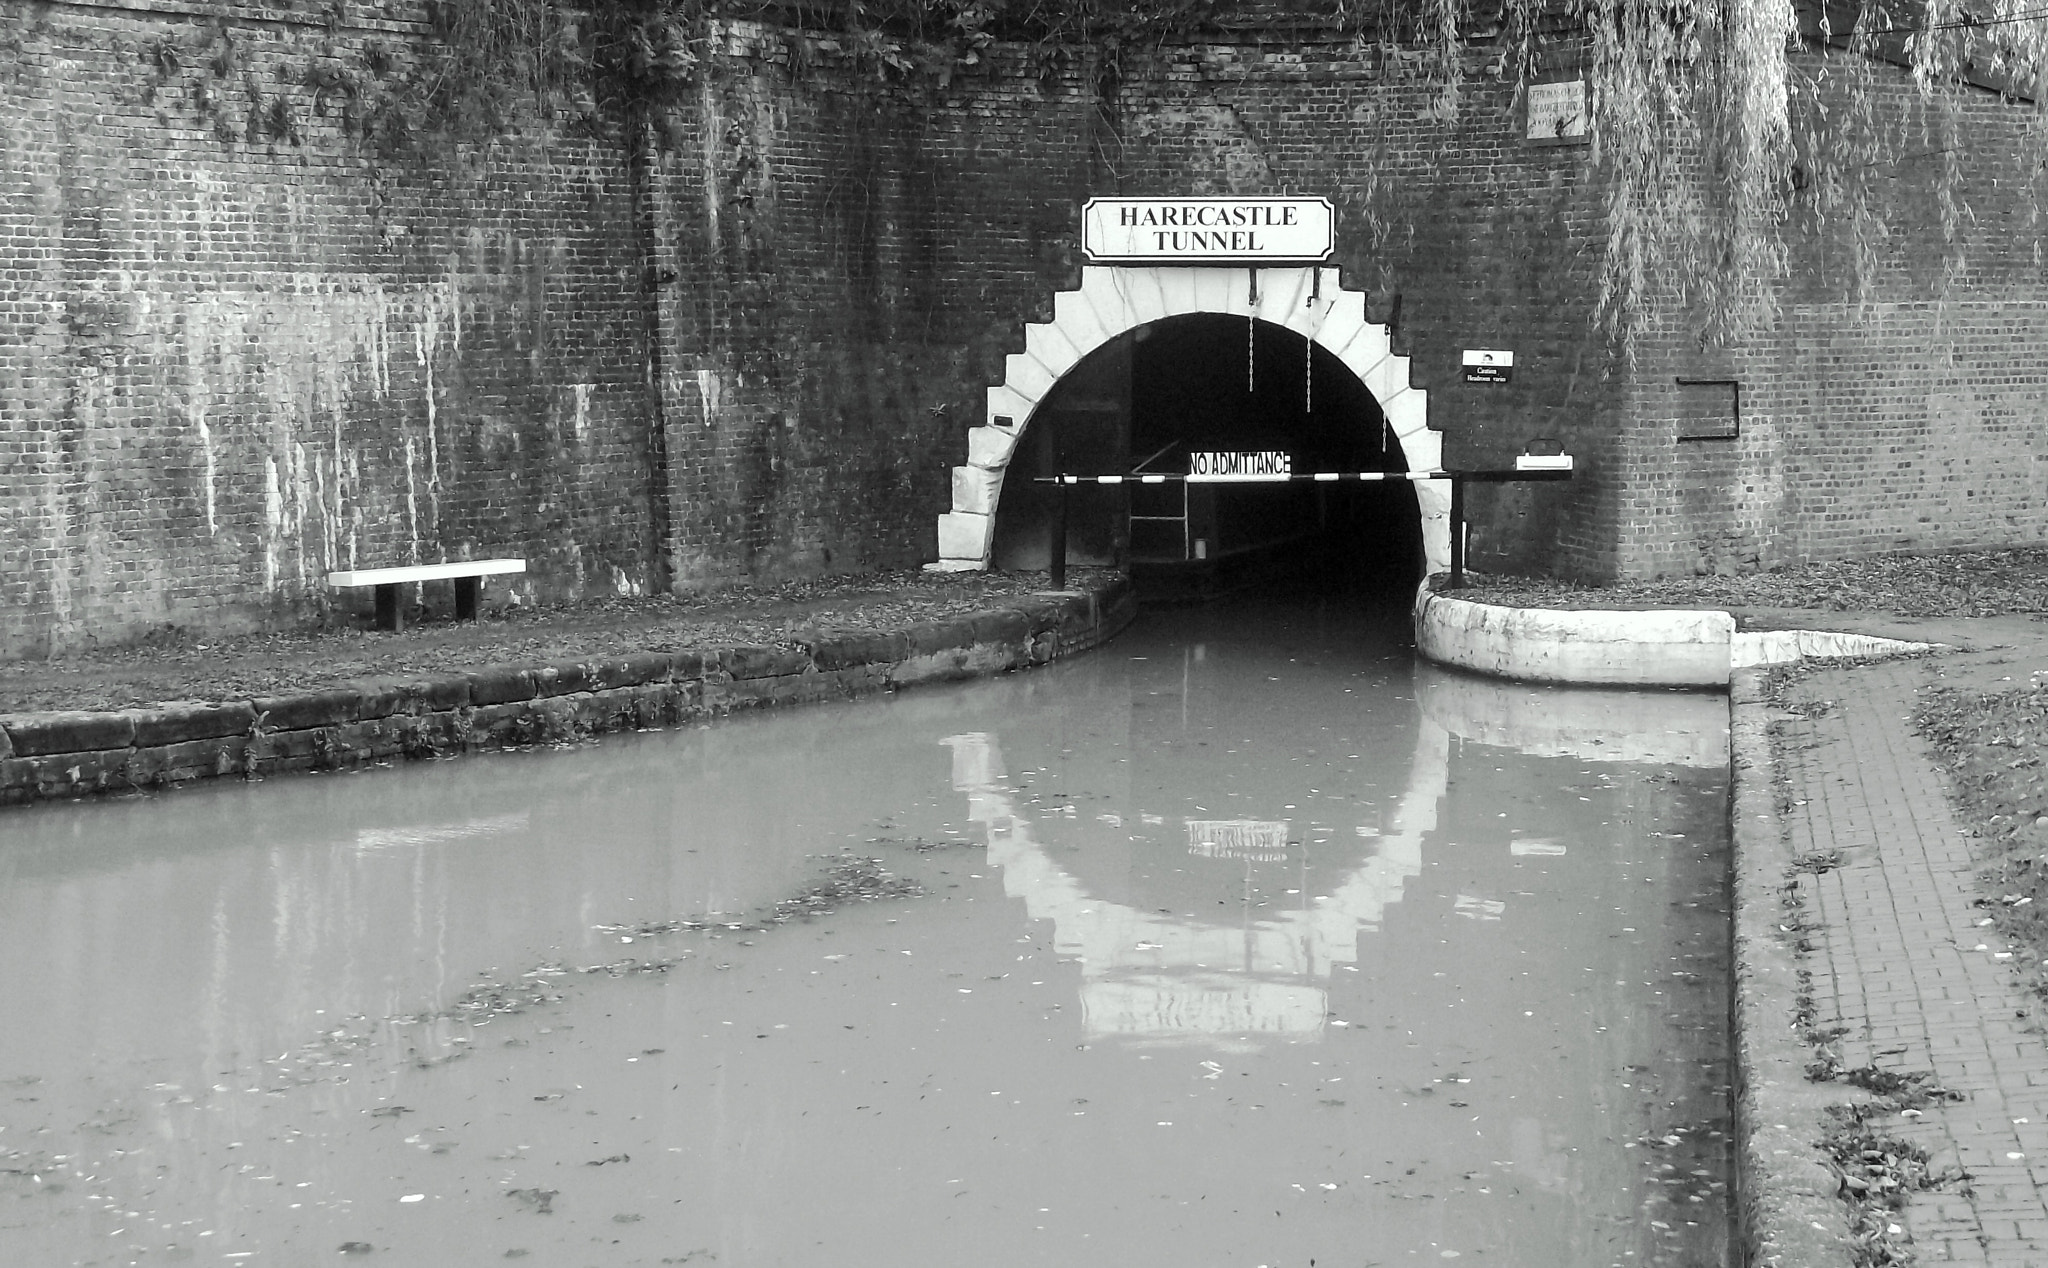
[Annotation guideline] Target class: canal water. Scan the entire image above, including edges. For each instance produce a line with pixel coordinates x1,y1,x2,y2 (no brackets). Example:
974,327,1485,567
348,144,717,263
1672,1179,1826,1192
0,594,1733,1268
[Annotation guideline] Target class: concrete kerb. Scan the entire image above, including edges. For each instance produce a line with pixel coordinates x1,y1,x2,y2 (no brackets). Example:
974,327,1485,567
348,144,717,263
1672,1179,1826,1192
0,576,1138,807
1413,583,1943,688
1416,582,1938,1267
1731,668,1857,1268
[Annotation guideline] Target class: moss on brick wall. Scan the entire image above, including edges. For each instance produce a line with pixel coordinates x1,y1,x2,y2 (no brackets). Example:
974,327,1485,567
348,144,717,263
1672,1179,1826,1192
7,2,2048,657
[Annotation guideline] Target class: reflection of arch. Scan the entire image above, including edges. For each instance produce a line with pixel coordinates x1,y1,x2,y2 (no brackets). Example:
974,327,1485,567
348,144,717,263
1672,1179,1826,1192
929,265,1443,574
941,717,1448,1046
1414,663,1731,769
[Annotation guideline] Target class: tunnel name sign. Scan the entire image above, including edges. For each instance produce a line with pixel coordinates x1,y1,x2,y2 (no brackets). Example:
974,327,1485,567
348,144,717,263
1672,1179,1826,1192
1082,197,1335,265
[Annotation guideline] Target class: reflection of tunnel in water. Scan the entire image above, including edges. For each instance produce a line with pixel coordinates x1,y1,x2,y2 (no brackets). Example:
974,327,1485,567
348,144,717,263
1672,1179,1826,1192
942,646,1731,1048
944,722,1441,1044
993,315,1424,597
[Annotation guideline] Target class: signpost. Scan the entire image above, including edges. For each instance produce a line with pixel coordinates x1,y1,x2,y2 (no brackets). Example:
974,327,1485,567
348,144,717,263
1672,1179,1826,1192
1082,197,1335,265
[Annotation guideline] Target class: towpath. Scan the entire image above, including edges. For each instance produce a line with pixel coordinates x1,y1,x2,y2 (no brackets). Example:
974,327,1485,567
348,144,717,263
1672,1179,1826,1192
1739,612,2048,1267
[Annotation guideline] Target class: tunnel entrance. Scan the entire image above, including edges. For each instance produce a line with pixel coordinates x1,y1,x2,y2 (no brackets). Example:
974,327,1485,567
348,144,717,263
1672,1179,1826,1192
991,314,1424,601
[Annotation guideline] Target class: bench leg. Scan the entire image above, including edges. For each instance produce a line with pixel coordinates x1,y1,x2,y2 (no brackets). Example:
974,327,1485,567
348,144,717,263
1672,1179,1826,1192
453,576,481,621
374,583,404,632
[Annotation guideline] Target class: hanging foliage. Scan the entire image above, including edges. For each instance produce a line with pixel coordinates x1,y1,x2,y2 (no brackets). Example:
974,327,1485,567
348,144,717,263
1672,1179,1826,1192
389,0,2048,354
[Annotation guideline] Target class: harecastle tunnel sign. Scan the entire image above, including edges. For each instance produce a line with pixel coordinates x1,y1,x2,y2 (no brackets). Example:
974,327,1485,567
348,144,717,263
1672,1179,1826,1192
1082,197,1336,265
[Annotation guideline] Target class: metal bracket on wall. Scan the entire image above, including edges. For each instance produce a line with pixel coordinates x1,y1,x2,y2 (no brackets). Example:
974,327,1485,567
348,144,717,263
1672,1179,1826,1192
1674,377,1741,442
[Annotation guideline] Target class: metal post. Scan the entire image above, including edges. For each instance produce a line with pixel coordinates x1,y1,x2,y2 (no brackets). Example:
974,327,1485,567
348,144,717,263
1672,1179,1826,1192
374,583,405,632
1039,414,1067,590
1050,477,1069,591
1448,475,1466,590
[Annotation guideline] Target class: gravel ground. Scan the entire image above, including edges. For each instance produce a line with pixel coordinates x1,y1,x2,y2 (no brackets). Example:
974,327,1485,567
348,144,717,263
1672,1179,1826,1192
1460,548,2048,618
0,568,1118,715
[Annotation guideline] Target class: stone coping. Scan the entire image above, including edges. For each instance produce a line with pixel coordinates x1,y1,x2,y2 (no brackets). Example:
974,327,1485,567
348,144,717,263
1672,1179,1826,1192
1414,580,1942,688
0,577,1137,807
1728,669,1854,1267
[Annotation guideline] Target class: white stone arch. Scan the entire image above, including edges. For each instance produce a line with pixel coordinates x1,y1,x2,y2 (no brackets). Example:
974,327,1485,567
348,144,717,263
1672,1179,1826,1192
927,264,1446,574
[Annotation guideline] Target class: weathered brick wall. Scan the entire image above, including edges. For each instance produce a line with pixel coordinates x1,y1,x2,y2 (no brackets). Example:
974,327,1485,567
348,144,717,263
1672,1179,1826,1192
1,0,657,659
1110,43,1626,579
648,25,1110,584
1623,51,2048,577
11,7,2048,661
650,33,1632,584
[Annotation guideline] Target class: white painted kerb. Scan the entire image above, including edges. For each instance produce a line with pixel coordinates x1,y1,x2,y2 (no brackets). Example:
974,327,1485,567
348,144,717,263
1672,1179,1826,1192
1414,583,1943,688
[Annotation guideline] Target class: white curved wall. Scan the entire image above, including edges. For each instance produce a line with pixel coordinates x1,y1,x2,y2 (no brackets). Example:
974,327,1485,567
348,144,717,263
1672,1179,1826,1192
930,265,1443,574
1413,586,1736,688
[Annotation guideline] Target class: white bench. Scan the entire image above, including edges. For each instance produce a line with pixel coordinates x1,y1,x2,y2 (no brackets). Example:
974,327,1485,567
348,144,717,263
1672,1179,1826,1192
327,559,526,631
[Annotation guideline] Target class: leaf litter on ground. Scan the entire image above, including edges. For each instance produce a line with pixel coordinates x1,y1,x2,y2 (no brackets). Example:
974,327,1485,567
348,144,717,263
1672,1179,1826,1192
0,567,1118,714
1459,547,2048,619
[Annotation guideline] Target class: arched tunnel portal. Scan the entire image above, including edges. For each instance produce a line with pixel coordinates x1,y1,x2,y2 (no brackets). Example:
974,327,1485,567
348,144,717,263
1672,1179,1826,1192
932,266,1445,600
991,314,1426,597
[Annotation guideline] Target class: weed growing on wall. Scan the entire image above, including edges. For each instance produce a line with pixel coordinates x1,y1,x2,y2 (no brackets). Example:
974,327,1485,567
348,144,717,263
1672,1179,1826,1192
336,0,2048,354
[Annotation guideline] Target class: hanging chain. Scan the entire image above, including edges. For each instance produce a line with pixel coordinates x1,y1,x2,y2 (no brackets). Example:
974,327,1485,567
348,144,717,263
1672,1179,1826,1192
1247,311,1256,394
1303,267,1322,415
1304,322,1313,415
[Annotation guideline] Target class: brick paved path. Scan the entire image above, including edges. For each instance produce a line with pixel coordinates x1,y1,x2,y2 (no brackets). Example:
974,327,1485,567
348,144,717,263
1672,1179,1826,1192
1780,655,2048,1264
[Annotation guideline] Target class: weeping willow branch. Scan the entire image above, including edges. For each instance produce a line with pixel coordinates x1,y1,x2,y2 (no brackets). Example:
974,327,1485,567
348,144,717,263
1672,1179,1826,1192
397,0,2048,359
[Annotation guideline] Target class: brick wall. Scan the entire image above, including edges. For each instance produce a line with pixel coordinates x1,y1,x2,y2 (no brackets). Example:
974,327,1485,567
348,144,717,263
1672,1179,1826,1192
648,26,1109,585
1,0,657,658
1110,42,1626,579
1622,52,2048,577
646,33,1633,584
9,9,2048,660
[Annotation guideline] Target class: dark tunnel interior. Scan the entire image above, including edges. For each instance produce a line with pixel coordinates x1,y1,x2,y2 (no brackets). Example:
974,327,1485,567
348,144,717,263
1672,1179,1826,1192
991,314,1425,602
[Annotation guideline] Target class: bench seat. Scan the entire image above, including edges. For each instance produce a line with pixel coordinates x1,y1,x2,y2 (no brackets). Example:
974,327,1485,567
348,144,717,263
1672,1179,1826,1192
328,558,526,631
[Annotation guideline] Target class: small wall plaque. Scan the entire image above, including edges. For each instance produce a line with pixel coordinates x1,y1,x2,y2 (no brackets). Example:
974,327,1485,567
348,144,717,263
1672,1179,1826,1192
1526,80,1590,146
1462,349,1514,384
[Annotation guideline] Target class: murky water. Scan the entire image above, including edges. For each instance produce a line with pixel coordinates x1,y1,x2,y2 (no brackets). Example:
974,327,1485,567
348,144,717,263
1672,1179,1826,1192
0,595,1733,1267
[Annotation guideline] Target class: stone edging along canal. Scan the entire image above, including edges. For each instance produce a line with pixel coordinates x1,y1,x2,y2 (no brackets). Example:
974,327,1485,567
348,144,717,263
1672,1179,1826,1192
1418,582,1944,1268
1414,582,1941,687
0,578,1137,808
